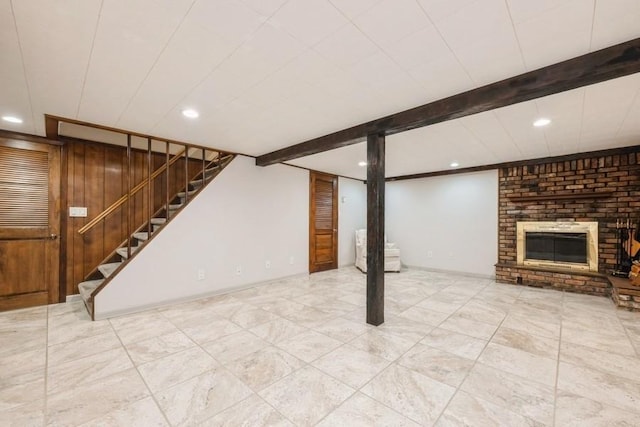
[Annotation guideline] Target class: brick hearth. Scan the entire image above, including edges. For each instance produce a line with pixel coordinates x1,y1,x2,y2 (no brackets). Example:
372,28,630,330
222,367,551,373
495,150,640,295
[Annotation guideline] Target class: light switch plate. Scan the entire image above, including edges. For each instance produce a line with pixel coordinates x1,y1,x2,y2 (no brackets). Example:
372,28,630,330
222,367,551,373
69,207,88,217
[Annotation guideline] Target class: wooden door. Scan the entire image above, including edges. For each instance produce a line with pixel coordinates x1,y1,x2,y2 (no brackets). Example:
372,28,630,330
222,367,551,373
0,138,61,310
309,171,338,273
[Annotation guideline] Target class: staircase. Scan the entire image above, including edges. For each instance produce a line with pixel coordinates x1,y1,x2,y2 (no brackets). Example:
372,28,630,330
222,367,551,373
77,152,235,320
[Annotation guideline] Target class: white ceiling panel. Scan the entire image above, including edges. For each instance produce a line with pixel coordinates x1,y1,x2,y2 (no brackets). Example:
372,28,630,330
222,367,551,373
416,0,478,23
383,25,451,72
452,27,525,85
591,0,640,50
506,0,577,25
430,0,513,51
12,0,102,134
313,24,379,69
0,0,34,134
78,0,194,124
240,0,288,17
354,0,430,49
2,0,640,181
270,0,348,47
459,112,520,161
115,19,238,132
408,52,474,102
514,0,593,70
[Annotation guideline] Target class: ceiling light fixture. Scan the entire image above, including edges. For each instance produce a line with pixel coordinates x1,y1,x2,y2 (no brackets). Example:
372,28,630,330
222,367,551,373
182,109,199,119
358,161,367,167
450,162,459,168
2,116,23,124
533,118,551,127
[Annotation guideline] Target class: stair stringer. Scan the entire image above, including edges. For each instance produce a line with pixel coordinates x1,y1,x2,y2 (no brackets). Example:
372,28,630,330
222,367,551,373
83,154,235,319
93,156,310,320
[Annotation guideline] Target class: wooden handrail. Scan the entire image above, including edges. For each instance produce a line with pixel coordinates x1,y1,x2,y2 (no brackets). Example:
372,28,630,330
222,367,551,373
78,147,188,235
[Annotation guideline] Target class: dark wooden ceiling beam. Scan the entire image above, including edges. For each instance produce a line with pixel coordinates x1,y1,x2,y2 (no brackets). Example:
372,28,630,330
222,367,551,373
256,37,640,167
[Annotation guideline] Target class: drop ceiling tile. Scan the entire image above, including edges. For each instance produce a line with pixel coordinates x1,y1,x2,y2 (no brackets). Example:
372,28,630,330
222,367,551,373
288,142,367,180
187,0,265,46
117,23,238,132
514,0,593,70
329,0,385,20
493,101,550,157
416,0,477,23
354,0,431,48
618,89,640,138
347,52,407,88
313,24,379,69
269,0,348,47
78,0,193,124
452,28,525,85
431,0,512,51
460,112,521,160
0,0,34,134
12,0,102,133
408,52,474,102
591,0,640,50
240,0,289,17
383,24,451,71
506,0,576,24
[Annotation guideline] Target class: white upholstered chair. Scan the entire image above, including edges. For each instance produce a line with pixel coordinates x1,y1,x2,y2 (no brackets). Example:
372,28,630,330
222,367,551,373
355,229,401,273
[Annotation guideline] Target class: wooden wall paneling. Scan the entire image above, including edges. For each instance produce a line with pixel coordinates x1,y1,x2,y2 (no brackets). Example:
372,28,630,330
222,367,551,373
103,146,124,261
46,145,61,303
59,143,68,301
69,143,85,295
84,143,105,280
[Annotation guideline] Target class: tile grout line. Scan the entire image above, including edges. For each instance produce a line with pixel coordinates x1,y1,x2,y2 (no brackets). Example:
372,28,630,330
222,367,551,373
108,313,173,427
43,306,50,426
552,290,566,427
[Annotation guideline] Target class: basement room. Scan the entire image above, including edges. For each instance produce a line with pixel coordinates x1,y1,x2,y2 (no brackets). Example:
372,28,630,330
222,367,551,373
1,1,639,426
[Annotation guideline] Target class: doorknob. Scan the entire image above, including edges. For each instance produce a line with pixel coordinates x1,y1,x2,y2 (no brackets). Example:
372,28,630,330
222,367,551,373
49,234,58,240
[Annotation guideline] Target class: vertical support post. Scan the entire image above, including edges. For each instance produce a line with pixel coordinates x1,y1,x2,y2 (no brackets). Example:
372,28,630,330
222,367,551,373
165,142,170,219
184,146,189,203
201,148,206,191
366,132,385,326
147,138,152,237
126,134,132,258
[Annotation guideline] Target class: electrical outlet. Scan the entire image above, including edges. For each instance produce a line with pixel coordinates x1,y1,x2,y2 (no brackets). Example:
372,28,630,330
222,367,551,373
427,251,433,258
197,269,205,281
289,256,294,265
235,265,242,275
265,260,271,269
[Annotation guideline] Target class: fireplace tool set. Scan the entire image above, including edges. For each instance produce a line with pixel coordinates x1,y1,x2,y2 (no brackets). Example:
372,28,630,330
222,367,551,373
613,218,640,277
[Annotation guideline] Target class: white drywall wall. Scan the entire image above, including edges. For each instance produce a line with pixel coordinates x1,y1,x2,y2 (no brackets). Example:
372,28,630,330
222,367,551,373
338,177,366,267
95,156,309,318
386,170,498,276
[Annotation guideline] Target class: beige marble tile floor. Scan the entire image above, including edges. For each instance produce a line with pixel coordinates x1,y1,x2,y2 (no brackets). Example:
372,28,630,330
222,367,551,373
1,267,639,426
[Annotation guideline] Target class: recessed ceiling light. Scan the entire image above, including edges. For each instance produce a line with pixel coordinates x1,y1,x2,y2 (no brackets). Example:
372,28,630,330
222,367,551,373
358,161,367,167
450,162,459,168
182,109,199,119
2,116,23,124
533,118,551,127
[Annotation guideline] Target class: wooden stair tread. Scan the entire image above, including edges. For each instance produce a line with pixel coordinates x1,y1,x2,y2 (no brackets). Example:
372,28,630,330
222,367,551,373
78,279,103,302
132,232,151,241
116,246,139,259
150,218,166,225
98,262,122,278
177,190,197,198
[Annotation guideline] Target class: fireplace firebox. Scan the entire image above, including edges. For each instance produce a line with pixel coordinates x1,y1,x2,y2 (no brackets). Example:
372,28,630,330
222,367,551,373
517,222,598,271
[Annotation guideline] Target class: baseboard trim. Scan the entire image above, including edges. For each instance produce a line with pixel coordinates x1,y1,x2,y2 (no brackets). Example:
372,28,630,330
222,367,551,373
94,272,309,320
403,265,495,280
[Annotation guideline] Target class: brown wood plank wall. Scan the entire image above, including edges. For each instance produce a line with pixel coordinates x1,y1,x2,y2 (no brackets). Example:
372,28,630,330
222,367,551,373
65,140,202,296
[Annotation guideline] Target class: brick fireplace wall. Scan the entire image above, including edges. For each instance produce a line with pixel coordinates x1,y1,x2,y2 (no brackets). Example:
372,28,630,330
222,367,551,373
495,149,640,295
